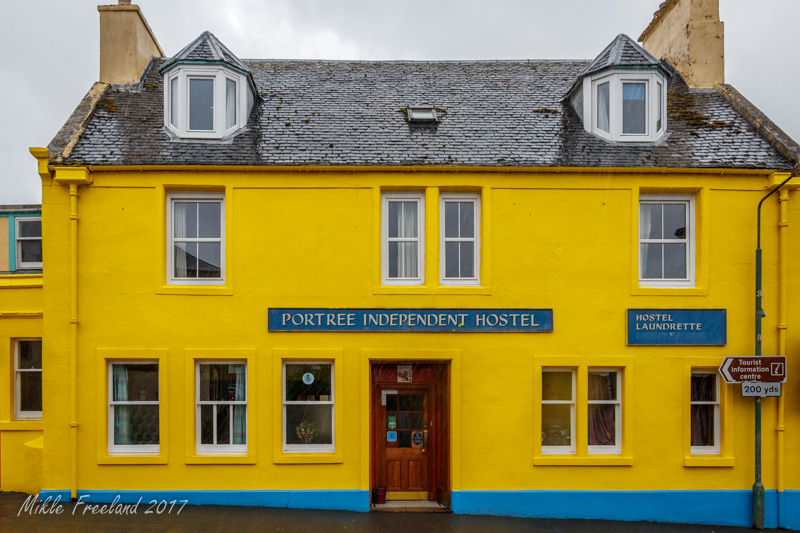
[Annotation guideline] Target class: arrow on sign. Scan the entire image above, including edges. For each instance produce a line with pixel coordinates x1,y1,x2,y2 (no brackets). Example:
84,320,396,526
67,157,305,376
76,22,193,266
720,358,734,383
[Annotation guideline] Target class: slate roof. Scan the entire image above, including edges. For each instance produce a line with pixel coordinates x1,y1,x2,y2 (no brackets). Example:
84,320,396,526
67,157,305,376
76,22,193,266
59,52,792,171
578,34,664,78
160,31,251,75
0,205,41,214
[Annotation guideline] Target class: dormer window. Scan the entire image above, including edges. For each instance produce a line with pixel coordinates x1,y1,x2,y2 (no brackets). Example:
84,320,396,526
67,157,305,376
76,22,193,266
165,67,248,139
588,71,666,142
567,34,670,143
160,31,256,140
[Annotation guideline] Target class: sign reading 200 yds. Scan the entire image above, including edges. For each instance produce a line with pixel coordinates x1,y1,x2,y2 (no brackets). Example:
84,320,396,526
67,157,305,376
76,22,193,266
268,308,553,333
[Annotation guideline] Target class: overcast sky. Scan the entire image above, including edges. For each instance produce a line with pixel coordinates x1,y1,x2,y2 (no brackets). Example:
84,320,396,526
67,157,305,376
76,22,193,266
1,0,798,204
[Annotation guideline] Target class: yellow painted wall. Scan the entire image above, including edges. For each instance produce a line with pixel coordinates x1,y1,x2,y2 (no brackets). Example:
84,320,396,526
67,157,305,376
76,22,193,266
32,168,798,496
0,289,44,492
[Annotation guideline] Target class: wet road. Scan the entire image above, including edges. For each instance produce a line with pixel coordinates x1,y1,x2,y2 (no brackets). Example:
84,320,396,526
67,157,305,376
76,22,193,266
0,492,774,532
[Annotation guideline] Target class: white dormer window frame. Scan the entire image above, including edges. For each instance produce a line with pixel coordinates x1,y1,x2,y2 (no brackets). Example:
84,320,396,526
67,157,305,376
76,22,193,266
164,66,249,140
583,70,667,143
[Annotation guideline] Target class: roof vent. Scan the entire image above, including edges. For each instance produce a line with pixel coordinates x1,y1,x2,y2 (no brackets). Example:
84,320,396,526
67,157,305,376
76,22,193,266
407,105,438,125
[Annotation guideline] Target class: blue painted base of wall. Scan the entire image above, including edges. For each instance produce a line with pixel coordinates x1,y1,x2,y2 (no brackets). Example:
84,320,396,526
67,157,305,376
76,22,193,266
451,490,800,529
38,490,369,513
38,489,800,529
779,491,800,530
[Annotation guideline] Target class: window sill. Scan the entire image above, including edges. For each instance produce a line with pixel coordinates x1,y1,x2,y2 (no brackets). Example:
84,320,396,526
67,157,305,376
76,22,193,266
684,456,734,468
97,454,168,465
534,455,633,466
273,451,343,464
374,285,491,296
0,274,43,289
631,286,707,297
185,454,256,465
156,285,233,296
0,421,43,431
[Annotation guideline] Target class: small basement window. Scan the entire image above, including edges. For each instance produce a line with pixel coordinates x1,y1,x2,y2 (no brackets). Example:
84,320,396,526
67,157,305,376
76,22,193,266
407,106,438,124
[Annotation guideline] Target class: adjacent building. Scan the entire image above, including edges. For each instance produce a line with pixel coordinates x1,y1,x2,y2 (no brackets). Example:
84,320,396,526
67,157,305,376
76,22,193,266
2,0,799,528
0,205,43,493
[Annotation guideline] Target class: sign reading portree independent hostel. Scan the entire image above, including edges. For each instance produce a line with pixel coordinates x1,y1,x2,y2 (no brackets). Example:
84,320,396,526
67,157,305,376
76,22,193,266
627,309,726,345
268,308,553,333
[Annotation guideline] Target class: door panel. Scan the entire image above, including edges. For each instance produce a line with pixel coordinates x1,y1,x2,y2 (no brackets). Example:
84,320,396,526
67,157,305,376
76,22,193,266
387,460,401,489
408,460,423,489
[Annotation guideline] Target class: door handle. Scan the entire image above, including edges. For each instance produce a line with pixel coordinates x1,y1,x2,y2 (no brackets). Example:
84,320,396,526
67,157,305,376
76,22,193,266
423,429,428,450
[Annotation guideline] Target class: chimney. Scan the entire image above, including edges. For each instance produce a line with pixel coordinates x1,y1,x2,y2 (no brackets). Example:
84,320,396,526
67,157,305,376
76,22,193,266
639,0,724,88
98,1,164,84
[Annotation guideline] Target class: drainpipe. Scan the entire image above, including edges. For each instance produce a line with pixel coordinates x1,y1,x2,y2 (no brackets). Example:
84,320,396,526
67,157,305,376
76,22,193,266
53,168,92,501
776,186,790,527
69,184,79,501
754,171,795,529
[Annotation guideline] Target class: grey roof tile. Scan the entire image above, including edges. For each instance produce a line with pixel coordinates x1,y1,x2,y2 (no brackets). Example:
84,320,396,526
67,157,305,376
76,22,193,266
62,57,792,171
579,34,663,77
160,31,251,74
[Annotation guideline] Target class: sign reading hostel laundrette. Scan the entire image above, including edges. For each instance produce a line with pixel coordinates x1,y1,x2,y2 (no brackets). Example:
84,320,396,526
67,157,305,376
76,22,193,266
268,308,553,332
627,309,726,345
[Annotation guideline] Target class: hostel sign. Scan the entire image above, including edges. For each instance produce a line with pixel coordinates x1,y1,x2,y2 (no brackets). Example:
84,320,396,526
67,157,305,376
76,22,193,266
627,309,726,345
268,308,553,332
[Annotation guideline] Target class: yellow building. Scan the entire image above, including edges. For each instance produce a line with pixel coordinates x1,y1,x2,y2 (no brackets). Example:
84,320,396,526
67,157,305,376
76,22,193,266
0,205,44,494
5,0,800,528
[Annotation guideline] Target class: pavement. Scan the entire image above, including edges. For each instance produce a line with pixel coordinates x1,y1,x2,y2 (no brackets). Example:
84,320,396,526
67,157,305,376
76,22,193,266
0,491,779,532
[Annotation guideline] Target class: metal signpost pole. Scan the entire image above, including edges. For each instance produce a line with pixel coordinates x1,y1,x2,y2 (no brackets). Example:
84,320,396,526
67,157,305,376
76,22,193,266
753,174,793,529
754,244,764,529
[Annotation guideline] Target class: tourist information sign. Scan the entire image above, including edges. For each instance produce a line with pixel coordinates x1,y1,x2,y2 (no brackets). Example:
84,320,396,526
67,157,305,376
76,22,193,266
718,356,787,384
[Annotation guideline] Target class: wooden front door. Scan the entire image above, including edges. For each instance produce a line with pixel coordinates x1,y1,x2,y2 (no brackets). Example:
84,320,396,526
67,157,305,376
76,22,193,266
376,385,431,500
371,362,450,507
378,386,432,500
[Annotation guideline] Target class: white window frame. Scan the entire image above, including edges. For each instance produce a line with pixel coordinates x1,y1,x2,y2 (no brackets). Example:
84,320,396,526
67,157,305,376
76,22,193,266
14,339,42,420
282,361,335,453
166,191,226,285
656,80,663,133
15,217,42,269
164,66,246,139
108,361,160,455
439,193,480,286
639,194,695,288
381,192,425,286
690,370,720,455
196,361,247,454
541,368,576,455
587,368,621,455
586,71,666,142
